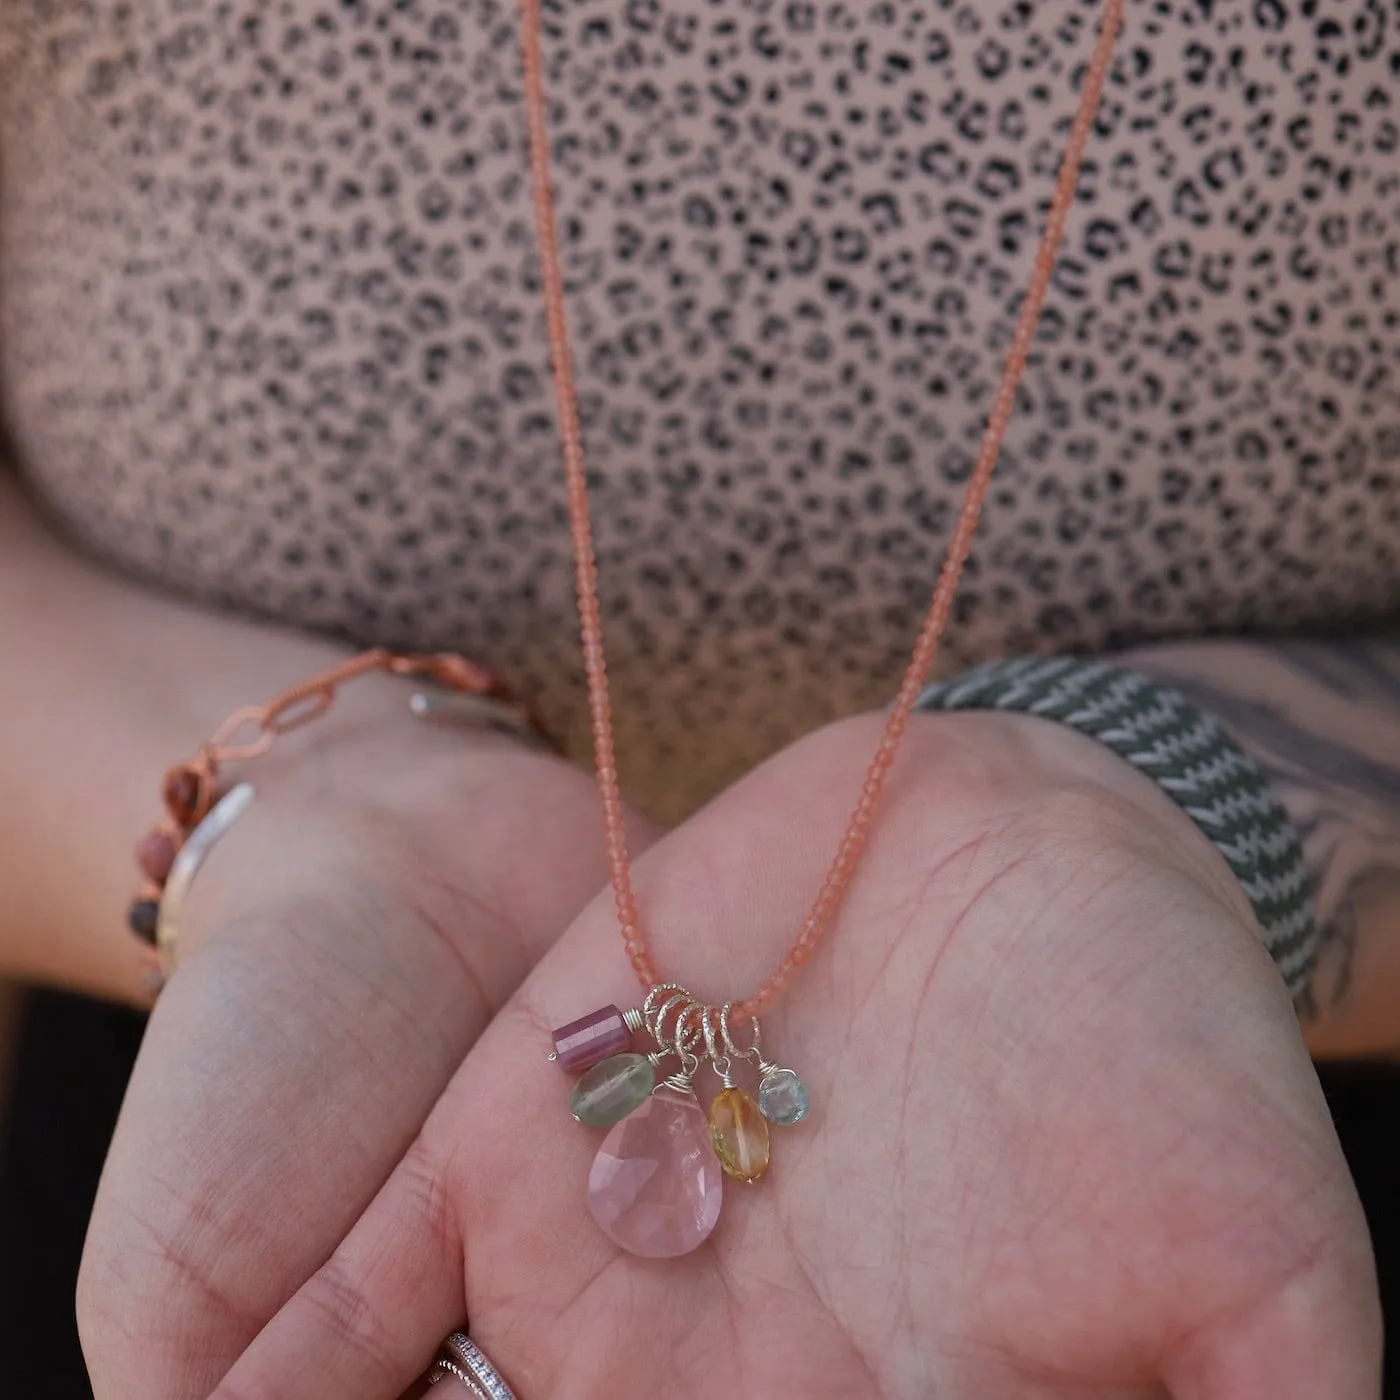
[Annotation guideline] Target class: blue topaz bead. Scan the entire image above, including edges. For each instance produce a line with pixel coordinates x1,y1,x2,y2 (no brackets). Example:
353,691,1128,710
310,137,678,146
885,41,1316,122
757,1067,810,1126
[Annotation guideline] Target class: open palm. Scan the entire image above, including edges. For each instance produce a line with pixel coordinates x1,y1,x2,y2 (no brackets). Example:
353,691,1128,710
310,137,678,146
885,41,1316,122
212,711,1379,1400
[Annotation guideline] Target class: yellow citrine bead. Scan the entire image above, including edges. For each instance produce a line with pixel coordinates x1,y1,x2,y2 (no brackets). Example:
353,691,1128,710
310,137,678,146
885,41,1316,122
708,1086,771,1183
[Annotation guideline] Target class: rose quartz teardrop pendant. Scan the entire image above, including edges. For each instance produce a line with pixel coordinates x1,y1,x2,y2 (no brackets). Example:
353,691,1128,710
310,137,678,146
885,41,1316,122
587,1089,723,1258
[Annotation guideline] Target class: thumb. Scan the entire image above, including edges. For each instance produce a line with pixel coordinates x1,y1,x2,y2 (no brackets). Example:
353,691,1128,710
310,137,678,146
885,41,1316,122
1164,1242,1381,1400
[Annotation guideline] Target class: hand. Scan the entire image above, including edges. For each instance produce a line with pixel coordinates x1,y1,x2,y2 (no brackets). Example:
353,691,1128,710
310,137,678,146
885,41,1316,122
205,710,1380,1399
76,677,659,1400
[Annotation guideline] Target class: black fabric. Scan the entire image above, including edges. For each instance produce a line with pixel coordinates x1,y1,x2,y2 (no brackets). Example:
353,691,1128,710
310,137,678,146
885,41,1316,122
1324,1060,1400,1393
0,992,145,1400
0,990,1396,1399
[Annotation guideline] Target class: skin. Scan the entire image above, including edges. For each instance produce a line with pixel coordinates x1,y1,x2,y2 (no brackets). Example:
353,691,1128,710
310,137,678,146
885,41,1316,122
71,703,661,1399
80,711,1379,1399
1125,637,1400,1061
0,469,670,1390
1,402,1391,1399
1,6,1396,1389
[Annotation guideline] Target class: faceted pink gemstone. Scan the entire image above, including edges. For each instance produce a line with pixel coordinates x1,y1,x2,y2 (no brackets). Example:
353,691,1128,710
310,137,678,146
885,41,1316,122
588,1089,723,1258
552,1004,631,1073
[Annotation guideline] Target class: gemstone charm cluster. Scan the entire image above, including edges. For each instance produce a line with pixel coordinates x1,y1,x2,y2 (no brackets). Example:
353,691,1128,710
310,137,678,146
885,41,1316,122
550,986,809,1258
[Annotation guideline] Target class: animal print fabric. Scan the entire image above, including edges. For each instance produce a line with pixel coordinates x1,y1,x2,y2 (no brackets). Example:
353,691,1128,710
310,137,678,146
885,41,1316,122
2,0,1399,818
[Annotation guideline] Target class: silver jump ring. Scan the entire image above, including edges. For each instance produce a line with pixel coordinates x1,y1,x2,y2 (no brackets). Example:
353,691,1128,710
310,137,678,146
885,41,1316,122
697,1005,732,1080
720,1004,762,1062
701,1005,721,1060
642,982,688,1026
430,1331,519,1400
678,1004,705,1058
673,1001,706,1058
653,990,708,1064
644,984,692,1047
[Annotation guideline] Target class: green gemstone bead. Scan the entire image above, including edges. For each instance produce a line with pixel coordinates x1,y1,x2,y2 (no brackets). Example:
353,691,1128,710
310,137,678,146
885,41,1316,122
570,1053,657,1128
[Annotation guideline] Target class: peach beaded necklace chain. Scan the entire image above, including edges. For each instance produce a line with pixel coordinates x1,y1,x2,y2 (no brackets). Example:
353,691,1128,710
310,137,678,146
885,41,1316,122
526,0,1125,1257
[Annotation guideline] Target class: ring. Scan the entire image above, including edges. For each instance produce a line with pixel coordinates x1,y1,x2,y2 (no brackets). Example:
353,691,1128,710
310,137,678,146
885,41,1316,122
428,1331,519,1400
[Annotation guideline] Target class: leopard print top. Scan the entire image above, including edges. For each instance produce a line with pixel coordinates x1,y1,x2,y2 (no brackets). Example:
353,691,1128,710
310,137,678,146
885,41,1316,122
3,0,1398,818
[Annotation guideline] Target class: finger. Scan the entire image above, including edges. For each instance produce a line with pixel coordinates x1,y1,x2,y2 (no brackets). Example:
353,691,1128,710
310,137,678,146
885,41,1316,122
79,887,482,1400
209,1135,466,1400
203,937,645,1400
1163,1248,1382,1400
203,883,650,1400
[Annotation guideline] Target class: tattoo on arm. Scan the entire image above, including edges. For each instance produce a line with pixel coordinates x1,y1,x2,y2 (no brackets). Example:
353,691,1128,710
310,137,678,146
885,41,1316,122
1129,634,1400,1023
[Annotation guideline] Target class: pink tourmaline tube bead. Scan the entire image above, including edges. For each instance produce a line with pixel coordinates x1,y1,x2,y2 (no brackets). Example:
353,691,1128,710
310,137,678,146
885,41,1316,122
552,1005,631,1073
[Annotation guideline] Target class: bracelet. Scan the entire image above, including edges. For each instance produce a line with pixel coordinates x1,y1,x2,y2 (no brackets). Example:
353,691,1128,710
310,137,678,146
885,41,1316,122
914,655,1318,1000
128,648,552,992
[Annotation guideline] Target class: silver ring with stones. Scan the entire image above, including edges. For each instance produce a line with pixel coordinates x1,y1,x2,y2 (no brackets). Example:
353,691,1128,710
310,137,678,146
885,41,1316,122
428,1331,519,1400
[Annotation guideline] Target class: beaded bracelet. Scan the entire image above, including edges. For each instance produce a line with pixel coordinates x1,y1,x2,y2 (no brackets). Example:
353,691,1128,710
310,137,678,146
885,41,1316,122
128,648,551,992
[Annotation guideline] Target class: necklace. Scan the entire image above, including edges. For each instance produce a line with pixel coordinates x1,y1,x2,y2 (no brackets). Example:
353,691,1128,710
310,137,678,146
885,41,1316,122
520,0,1125,1258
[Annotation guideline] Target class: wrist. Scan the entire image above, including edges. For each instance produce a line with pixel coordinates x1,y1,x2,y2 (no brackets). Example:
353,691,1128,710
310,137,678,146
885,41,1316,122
173,703,652,1009
909,708,1260,933
912,657,1317,1000
122,646,559,990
